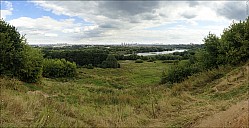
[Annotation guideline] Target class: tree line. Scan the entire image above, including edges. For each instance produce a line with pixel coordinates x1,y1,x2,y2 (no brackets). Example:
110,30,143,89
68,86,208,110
42,46,196,66
43,49,109,67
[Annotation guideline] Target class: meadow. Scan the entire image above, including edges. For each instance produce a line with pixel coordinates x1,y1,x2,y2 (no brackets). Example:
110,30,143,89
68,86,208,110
1,60,248,127
1,10,249,128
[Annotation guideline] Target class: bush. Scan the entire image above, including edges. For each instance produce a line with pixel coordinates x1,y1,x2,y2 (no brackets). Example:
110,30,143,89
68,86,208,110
147,57,156,62
18,46,44,83
43,59,77,78
101,54,120,68
135,59,143,63
171,65,232,94
160,60,200,84
141,56,149,60
86,64,94,69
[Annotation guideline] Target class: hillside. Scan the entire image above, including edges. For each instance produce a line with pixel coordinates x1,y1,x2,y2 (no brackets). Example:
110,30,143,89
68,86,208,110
194,100,248,127
192,62,249,127
1,61,248,127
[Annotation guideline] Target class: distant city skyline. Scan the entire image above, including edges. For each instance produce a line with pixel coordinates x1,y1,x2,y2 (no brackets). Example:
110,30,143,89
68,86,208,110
1,1,247,45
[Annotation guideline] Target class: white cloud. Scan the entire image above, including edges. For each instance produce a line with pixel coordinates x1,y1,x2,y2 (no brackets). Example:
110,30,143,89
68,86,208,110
7,1,245,44
45,33,58,37
8,16,99,44
32,1,69,16
1,1,13,19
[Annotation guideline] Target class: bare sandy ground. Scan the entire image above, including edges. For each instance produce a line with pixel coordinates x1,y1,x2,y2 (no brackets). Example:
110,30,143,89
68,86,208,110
193,100,249,127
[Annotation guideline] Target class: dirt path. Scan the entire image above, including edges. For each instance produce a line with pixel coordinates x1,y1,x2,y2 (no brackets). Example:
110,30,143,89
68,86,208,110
193,100,249,127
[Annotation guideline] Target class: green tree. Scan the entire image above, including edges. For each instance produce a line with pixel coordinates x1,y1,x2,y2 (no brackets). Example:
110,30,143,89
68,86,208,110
0,19,25,76
220,17,249,65
0,19,43,82
203,33,220,67
195,17,249,68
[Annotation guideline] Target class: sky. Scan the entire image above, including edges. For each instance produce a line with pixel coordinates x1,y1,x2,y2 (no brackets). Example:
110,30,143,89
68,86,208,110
1,0,248,45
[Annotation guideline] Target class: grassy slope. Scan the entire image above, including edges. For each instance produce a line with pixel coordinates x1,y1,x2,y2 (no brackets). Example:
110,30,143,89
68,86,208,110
1,61,248,127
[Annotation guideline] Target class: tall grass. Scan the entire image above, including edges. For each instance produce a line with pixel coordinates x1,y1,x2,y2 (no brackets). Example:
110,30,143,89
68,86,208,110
1,61,248,127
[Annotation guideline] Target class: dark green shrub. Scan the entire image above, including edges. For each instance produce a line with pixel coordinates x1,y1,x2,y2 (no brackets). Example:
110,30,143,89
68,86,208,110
101,54,120,68
86,64,94,69
18,46,44,83
160,60,200,84
141,56,149,60
147,57,156,62
43,59,77,78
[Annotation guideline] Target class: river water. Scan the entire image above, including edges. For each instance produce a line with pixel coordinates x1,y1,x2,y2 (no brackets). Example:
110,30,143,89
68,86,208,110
137,49,186,56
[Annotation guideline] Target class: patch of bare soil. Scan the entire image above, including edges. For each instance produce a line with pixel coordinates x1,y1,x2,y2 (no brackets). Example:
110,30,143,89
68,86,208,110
193,100,249,127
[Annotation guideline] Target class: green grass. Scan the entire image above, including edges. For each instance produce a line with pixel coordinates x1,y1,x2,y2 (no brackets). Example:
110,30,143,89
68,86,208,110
1,60,248,127
210,84,248,100
78,60,167,87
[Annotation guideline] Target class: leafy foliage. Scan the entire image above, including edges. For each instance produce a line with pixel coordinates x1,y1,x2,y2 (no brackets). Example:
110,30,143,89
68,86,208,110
220,19,249,65
85,64,94,69
43,59,77,78
18,46,44,83
43,49,109,67
0,19,25,76
42,45,201,66
0,19,43,83
197,17,249,67
101,54,120,68
160,60,200,84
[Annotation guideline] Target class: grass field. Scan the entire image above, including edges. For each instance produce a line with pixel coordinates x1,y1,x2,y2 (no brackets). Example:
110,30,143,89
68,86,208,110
1,60,248,127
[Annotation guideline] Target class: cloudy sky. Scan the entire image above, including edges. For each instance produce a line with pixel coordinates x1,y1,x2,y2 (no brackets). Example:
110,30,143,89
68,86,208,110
1,1,248,45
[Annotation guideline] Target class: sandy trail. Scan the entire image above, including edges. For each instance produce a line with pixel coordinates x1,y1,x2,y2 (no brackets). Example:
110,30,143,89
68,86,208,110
193,100,249,127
